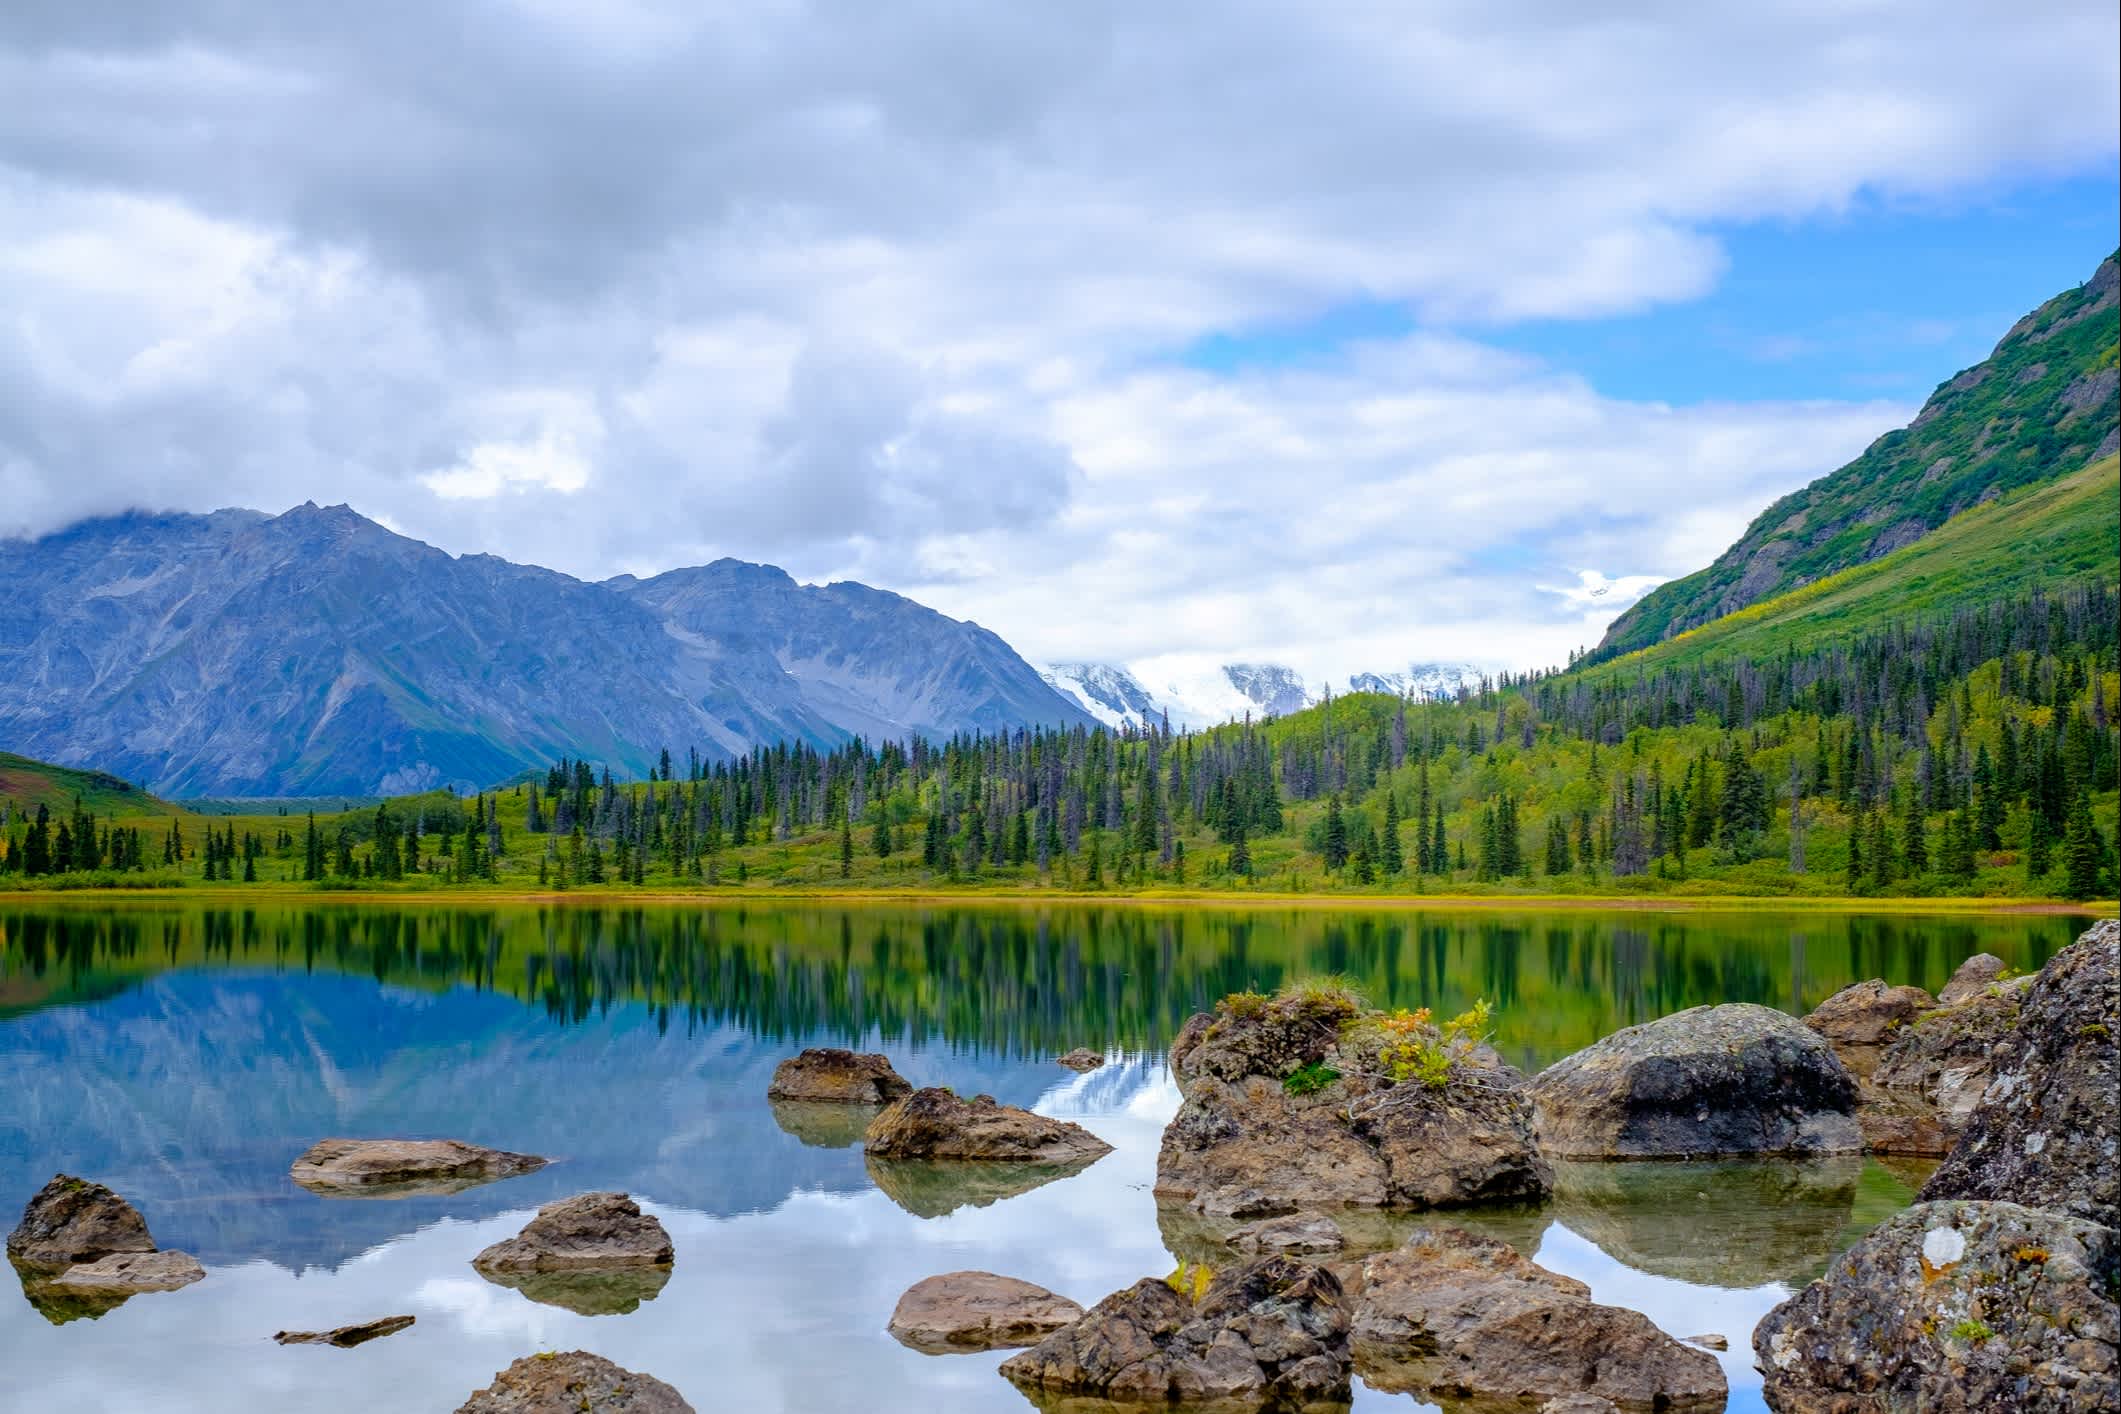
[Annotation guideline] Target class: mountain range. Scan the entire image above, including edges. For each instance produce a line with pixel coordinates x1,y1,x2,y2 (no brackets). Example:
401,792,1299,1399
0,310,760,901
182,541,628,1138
1039,659,1485,731
0,504,1096,797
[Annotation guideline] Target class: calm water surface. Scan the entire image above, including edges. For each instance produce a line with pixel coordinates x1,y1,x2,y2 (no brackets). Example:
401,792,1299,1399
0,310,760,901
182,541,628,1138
0,902,2094,1412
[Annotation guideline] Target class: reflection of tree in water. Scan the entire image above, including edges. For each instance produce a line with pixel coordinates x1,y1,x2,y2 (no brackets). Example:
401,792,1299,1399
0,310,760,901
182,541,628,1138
0,904,2081,1066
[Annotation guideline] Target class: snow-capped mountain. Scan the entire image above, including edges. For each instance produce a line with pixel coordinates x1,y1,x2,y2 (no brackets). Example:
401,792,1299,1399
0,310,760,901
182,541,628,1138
1345,661,1487,701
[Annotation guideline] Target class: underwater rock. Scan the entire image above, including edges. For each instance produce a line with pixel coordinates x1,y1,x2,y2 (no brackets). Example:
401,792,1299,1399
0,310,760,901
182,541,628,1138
1055,1047,1107,1072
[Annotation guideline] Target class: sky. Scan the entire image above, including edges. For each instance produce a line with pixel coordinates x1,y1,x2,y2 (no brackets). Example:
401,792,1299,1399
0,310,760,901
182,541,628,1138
1,3,2116,688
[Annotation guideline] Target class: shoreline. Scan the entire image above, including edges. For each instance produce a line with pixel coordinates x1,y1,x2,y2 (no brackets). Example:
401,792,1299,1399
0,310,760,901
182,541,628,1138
0,884,2100,916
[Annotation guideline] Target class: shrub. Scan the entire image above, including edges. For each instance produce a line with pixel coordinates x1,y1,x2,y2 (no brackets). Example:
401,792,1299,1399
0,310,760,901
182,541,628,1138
1283,1061,1342,1096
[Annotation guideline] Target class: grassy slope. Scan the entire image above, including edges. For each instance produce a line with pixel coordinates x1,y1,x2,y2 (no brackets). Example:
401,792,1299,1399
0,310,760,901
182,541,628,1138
1588,454,2119,680
1600,253,2120,657
0,751,184,818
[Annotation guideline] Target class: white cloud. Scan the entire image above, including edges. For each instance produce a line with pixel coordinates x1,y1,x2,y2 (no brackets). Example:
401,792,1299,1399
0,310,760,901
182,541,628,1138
0,1,2112,673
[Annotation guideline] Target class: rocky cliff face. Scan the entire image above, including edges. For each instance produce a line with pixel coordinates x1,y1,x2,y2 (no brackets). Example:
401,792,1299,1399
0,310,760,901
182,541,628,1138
0,504,1090,795
1598,251,2120,659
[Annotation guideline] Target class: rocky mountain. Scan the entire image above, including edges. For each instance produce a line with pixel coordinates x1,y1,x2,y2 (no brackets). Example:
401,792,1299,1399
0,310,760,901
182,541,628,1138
0,504,1092,797
1598,251,2120,659
1042,658,1487,730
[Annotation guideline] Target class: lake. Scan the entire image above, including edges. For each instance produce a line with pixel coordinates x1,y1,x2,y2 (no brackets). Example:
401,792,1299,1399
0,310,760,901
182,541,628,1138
0,901,2094,1412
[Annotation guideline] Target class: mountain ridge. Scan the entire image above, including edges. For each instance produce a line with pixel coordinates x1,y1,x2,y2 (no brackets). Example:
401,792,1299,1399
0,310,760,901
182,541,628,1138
0,503,1094,797
1596,250,2120,659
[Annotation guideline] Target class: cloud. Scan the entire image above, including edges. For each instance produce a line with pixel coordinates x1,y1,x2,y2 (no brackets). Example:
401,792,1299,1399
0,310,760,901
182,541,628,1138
0,2,2113,672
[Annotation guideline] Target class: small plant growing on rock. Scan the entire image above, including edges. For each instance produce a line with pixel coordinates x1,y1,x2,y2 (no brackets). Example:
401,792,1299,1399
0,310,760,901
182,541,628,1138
1371,999,1495,1091
1283,1061,1342,1095
1165,1260,1213,1301
1949,1317,1995,1343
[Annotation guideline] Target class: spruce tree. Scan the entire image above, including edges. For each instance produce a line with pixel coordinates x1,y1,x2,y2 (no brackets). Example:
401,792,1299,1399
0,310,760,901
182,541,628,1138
1380,794,1404,875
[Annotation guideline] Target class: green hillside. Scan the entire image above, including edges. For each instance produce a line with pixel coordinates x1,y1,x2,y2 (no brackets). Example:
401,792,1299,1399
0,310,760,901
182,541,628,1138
1600,252,2120,658
1591,454,2119,678
0,751,184,819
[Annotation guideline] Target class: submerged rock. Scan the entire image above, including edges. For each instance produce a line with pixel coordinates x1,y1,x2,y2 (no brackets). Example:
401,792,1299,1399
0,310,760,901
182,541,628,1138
1155,991,1550,1217
866,1156,1099,1219
1527,1002,1860,1159
291,1138,547,1197
764,1048,913,1105
7,1174,157,1270
863,1088,1113,1164
1226,1213,1347,1256
455,1351,694,1413
999,1255,1351,1406
471,1192,673,1272
1920,919,2119,1226
1754,1199,2119,1413
1352,1226,1726,1411
275,1314,416,1347
46,1249,204,1294
888,1271,1084,1353
1803,978,1936,1079
1055,1047,1107,1072
1547,1155,1860,1287
480,1265,671,1316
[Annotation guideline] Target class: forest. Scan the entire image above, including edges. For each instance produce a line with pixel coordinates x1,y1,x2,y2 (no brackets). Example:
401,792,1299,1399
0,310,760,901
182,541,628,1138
3,578,2113,903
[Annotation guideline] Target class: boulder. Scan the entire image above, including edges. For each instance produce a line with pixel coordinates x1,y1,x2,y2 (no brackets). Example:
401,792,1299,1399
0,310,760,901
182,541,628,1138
46,1249,204,1293
291,1138,546,1197
1055,1047,1106,1072
1803,978,1936,1079
1527,1002,1861,1159
999,1255,1351,1406
1864,972,2033,1155
479,1265,671,1316
1155,990,1550,1217
1352,1226,1726,1411
863,1088,1113,1165
472,1192,673,1272
456,1351,694,1413
1920,919,2119,1226
764,1048,912,1105
275,1314,416,1347
1168,1012,1214,1072
6,1175,157,1270
1938,951,2010,1005
1754,1199,2119,1413
887,1271,1085,1352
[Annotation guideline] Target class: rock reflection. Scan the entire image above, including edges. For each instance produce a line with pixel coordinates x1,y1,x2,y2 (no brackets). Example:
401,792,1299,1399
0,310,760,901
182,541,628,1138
11,1260,130,1325
768,1099,880,1151
865,1157,1099,1219
1155,1200,1551,1274
1547,1155,1863,1287
476,1264,673,1316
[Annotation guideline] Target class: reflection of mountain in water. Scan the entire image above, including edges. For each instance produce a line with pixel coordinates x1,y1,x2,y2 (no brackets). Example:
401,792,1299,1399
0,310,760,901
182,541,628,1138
0,970,1048,1273
0,903,2079,1066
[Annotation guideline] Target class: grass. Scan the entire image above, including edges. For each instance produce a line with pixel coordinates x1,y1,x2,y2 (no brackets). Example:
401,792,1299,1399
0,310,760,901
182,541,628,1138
1591,455,2119,680
0,752,183,818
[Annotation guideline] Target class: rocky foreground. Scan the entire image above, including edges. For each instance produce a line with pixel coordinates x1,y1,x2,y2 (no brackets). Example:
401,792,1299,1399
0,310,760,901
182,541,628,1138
1757,918,2119,1412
